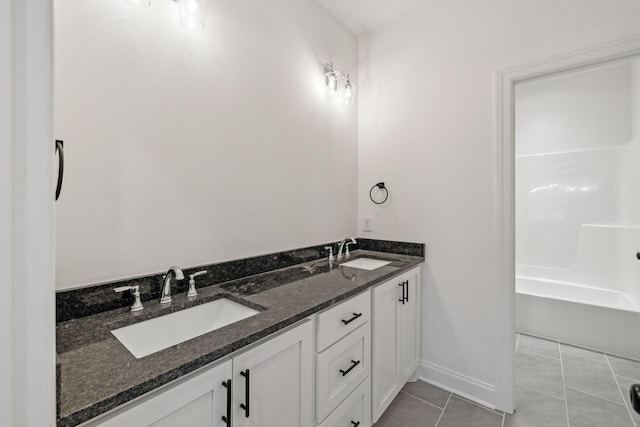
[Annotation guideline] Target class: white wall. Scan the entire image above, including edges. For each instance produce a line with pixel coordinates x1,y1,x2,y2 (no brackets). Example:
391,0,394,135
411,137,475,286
357,0,640,407
54,0,358,289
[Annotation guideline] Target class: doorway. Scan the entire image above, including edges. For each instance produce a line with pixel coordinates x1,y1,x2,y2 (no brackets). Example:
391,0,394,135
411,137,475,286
495,35,640,415
511,55,640,426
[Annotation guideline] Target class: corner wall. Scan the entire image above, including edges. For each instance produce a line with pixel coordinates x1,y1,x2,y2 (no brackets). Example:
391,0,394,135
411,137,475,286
357,0,640,407
54,0,358,289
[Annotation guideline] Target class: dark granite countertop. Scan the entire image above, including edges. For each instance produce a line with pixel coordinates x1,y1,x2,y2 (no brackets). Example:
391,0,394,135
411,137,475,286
56,249,423,426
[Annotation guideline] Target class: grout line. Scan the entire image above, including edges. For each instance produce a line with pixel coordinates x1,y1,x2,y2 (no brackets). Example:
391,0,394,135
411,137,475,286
517,332,560,345
606,354,638,426
453,395,505,416
434,394,451,427
615,374,640,383
605,352,640,364
399,390,446,411
564,386,628,407
560,342,604,354
517,383,566,401
517,347,561,361
559,345,571,427
561,348,608,364
516,333,520,352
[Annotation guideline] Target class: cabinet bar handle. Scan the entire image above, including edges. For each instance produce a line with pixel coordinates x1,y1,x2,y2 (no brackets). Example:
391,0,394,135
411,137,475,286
339,359,361,377
351,422,361,427
341,312,363,325
221,379,231,426
240,369,250,417
398,283,405,304
404,280,409,303
55,140,64,201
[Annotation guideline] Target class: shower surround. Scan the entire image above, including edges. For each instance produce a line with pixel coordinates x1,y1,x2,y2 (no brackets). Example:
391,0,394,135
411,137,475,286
515,60,640,360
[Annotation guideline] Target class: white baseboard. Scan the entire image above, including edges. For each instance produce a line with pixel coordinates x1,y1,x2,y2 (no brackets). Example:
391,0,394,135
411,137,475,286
419,360,497,410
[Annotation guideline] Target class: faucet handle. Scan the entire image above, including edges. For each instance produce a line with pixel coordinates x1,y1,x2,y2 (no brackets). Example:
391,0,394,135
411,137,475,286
187,270,208,298
189,270,207,280
324,246,335,261
114,285,144,312
345,242,353,258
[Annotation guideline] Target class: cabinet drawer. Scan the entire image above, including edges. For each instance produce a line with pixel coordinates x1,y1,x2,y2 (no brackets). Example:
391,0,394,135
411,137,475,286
317,323,371,422
318,378,371,427
317,290,370,352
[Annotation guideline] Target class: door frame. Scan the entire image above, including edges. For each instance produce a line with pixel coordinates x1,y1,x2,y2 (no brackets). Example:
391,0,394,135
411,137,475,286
494,34,640,413
0,0,56,425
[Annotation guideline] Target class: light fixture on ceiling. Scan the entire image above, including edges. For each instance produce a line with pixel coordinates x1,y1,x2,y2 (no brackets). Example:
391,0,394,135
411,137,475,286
124,0,208,32
323,63,355,106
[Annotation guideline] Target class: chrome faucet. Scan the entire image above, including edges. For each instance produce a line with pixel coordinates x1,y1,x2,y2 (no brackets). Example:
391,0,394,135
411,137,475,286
160,266,184,305
337,237,357,260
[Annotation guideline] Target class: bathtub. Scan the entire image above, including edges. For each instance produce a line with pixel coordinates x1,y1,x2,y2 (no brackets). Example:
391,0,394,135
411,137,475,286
516,276,640,360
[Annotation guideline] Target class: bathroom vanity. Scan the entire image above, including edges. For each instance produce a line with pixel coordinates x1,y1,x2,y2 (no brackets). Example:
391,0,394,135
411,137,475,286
55,241,424,427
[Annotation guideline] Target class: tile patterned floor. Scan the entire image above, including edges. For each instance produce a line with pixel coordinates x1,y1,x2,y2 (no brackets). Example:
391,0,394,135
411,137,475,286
373,334,640,427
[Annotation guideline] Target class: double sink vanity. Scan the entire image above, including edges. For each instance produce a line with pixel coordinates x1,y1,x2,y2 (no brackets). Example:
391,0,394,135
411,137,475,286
56,239,424,427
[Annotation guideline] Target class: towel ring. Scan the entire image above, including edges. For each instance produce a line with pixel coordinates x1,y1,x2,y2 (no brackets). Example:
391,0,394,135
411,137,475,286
369,182,389,205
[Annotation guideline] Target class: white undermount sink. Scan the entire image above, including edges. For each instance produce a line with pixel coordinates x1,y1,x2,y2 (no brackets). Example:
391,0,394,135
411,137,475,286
340,257,391,270
111,298,259,359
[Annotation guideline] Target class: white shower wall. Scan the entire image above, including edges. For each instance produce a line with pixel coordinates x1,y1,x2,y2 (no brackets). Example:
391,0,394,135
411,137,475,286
515,60,640,294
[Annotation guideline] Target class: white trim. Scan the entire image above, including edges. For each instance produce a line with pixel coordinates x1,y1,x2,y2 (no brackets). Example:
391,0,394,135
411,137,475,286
493,34,640,414
419,360,497,410
0,0,14,424
10,0,56,425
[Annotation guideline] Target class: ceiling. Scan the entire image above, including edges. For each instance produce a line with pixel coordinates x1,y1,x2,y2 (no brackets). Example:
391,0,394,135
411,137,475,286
314,0,426,36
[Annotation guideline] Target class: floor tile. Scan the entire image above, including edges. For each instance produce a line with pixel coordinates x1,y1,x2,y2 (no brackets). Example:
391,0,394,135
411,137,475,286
565,388,634,427
614,375,640,425
401,380,450,408
516,351,564,398
504,386,568,427
437,396,503,427
608,355,640,382
373,392,441,427
562,352,623,403
560,343,607,363
517,334,560,359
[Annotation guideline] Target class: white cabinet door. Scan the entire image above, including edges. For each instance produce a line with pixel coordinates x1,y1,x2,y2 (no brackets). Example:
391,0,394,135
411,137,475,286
371,278,400,422
91,359,232,427
232,320,313,427
397,271,420,385
371,266,421,423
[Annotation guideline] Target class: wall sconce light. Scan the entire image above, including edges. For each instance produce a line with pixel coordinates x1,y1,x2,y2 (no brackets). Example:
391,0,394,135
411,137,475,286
125,0,151,7
178,0,208,31
323,63,356,106
125,0,208,32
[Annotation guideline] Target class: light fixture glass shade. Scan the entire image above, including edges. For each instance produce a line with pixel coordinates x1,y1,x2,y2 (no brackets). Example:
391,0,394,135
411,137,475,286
125,0,151,7
324,71,339,98
341,77,355,106
179,0,208,32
